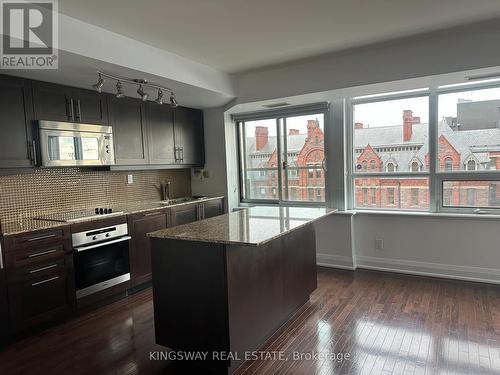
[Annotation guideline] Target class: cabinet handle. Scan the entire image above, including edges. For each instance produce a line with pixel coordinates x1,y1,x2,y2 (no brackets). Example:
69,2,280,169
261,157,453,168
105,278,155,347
76,99,82,121
27,248,58,258
143,212,164,217
26,234,57,242
0,242,3,270
31,140,38,166
69,98,75,121
31,276,59,287
29,264,58,274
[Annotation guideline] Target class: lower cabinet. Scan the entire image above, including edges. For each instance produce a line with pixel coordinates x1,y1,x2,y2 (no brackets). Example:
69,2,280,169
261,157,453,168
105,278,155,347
3,227,75,332
0,258,10,339
169,204,199,226
168,199,224,227
128,209,167,287
202,199,224,219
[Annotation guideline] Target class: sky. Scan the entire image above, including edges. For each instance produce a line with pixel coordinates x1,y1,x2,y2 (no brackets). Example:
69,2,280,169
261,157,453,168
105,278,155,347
355,87,500,128
244,114,325,137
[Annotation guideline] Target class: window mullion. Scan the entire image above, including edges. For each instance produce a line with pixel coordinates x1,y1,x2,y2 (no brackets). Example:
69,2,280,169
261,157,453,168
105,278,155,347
429,93,438,212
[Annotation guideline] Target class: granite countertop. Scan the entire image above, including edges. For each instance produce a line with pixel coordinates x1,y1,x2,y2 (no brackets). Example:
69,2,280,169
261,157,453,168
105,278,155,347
147,206,337,246
0,196,224,236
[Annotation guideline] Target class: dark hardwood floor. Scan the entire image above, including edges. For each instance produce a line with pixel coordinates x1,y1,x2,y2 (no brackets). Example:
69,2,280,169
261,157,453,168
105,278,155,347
2,267,500,375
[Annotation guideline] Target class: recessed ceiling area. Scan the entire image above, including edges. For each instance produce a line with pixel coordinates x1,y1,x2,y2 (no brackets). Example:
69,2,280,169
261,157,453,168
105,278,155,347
59,0,500,73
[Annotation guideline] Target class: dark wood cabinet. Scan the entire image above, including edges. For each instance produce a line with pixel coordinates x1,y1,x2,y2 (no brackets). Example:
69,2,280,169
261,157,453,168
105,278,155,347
201,199,224,219
0,75,34,168
0,240,10,338
128,210,167,287
169,204,199,226
169,199,224,226
72,87,108,125
146,103,176,164
3,227,75,332
173,107,204,166
108,96,149,165
32,81,107,124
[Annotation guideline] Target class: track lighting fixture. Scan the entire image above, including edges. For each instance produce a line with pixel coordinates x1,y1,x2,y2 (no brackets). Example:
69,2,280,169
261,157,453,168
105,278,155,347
155,89,164,105
92,71,179,107
170,93,178,108
92,74,105,93
137,85,149,102
115,81,125,98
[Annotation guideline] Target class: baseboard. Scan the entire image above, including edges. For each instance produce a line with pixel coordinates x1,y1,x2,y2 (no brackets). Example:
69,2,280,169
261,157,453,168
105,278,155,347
356,255,500,285
316,253,355,270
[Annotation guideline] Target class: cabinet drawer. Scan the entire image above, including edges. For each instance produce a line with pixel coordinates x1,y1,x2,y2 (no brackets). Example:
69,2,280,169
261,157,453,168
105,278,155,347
9,269,70,324
8,243,65,269
11,257,66,283
11,229,65,250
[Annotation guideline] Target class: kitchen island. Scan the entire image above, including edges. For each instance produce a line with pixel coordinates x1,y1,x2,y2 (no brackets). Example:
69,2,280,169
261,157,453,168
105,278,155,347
148,206,336,374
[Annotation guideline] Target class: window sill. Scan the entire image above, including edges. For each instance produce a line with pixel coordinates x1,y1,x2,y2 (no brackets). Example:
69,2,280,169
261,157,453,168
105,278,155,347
339,209,500,220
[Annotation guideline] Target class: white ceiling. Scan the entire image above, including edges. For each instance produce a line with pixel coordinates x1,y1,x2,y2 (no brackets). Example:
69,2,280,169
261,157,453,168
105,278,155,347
59,0,500,73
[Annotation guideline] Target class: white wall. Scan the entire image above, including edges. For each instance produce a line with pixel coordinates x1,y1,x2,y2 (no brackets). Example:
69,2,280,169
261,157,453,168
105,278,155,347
352,213,500,284
235,19,500,104
315,214,354,270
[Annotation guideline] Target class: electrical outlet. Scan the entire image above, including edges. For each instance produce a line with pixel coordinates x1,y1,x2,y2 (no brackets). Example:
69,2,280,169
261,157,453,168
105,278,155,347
375,238,384,250
127,174,134,184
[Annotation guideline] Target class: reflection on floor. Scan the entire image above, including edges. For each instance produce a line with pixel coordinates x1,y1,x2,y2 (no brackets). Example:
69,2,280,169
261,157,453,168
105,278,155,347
2,268,500,375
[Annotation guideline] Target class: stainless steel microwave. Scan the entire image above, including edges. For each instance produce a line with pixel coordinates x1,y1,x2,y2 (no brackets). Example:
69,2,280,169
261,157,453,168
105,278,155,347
38,121,115,167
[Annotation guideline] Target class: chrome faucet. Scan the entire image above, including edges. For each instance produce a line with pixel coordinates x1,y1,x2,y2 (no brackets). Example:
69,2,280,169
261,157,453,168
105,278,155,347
162,181,171,201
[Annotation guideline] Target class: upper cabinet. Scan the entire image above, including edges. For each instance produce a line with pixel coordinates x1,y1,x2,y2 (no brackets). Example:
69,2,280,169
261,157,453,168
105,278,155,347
0,75,34,168
108,96,149,165
32,81,108,125
146,103,176,164
0,75,205,170
173,107,205,166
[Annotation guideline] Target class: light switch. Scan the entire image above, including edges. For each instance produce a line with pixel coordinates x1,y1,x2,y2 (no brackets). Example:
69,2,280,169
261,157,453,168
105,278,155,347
127,174,134,184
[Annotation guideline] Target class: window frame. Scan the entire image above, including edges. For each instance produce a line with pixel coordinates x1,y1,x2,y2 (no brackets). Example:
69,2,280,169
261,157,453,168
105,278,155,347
236,103,329,207
434,82,500,214
347,82,500,214
347,91,432,212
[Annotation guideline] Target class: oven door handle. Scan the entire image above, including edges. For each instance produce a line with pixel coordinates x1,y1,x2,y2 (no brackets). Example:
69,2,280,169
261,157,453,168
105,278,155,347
74,236,132,252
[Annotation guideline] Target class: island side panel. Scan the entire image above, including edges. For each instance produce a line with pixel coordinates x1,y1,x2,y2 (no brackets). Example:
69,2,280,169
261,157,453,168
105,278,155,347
150,238,230,357
225,223,317,373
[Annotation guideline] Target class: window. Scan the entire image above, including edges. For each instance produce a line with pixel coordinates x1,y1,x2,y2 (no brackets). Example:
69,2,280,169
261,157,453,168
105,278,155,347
444,158,453,171
238,111,326,204
352,95,430,210
466,159,476,171
370,188,376,205
363,187,368,205
387,188,395,205
354,177,429,210
411,188,419,206
436,86,500,211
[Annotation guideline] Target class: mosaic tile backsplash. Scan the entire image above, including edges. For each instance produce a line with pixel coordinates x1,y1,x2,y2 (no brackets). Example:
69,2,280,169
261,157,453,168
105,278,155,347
0,168,191,223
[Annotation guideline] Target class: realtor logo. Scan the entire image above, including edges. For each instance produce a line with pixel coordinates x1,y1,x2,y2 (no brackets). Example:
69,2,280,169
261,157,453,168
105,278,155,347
1,0,58,69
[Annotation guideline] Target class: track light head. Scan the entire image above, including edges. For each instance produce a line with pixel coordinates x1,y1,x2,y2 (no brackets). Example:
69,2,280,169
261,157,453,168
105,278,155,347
155,89,164,105
92,74,105,93
170,93,178,108
115,81,125,98
137,85,149,102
